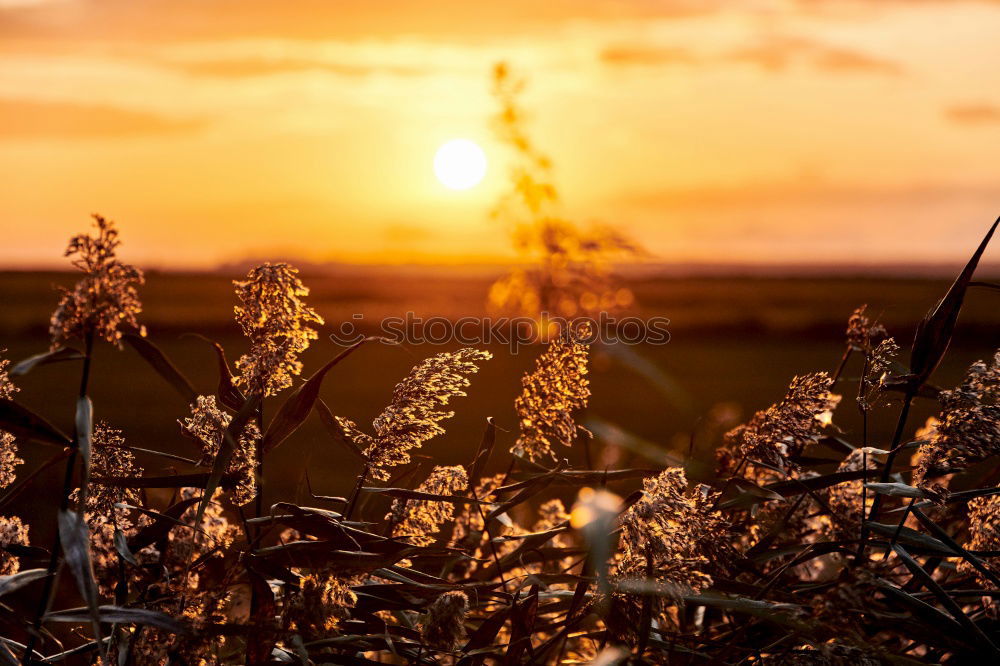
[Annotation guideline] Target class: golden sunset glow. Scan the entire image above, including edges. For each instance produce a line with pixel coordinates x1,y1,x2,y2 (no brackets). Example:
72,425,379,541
0,1,999,268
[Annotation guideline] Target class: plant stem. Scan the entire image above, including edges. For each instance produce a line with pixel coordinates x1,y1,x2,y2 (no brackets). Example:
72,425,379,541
254,401,265,519
344,464,369,520
855,391,913,563
23,332,94,664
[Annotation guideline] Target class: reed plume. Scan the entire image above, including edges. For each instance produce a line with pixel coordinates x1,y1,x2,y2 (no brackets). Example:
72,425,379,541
0,516,29,575
913,351,1000,488
181,395,260,505
421,591,469,651
286,572,358,639
487,62,637,321
616,468,727,594
511,325,591,462
725,372,839,470
961,492,1000,586
389,465,468,546
49,214,144,350
337,348,491,481
233,262,324,396
0,353,23,489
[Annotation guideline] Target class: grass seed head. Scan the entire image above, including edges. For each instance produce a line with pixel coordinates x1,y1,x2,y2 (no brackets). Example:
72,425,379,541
390,465,469,546
181,395,260,505
511,324,591,462
913,351,1000,487
725,372,838,470
49,214,145,350
233,262,324,396
339,348,491,481
421,590,469,651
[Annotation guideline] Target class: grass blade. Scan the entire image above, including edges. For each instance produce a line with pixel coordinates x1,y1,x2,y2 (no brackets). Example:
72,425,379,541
57,510,103,658
0,400,72,447
260,339,367,456
10,347,83,377
124,333,197,404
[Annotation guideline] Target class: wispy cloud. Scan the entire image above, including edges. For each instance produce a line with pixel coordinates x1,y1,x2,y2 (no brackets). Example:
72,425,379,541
945,103,1000,125
599,34,901,76
0,99,203,138
172,58,424,79
599,46,699,67
725,36,902,75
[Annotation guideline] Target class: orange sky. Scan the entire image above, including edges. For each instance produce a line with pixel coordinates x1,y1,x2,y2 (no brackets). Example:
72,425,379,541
1,0,999,268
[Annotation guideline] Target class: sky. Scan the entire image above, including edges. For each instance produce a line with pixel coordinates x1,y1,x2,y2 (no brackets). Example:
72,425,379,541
1,0,999,269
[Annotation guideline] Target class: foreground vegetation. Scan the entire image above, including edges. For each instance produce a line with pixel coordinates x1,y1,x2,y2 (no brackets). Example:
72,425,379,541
0,214,997,665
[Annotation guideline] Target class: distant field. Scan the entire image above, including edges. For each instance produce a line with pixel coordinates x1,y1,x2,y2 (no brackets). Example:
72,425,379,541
1,268,998,534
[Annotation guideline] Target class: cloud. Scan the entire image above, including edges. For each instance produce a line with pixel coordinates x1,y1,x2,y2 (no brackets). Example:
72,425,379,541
599,34,901,76
811,47,902,75
0,99,203,138
599,46,699,67
172,58,423,79
945,103,1000,126
726,37,902,75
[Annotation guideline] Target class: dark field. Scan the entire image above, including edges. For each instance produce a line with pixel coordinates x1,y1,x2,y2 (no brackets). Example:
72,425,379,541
3,267,999,528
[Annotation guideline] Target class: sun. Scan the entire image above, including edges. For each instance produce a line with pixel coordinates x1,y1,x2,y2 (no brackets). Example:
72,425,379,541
434,139,487,190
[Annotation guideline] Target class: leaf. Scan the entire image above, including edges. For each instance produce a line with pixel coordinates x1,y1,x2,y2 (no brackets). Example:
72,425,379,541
865,482,929,499
45,606,186,634
486,466,563,524
892,544,1000,657
246,565,277,663
865,521,955,556
459,606,510,663
113,528,138,566
360,487,486,505
0,568,48,598
314,398,366,461
196,393,259,525
910,507,1000,589
504,586,539,665
468,417,496,485
684,593,811,632
10,347,83,376
127,496,201,552
0,399,72,447
909,216,999,386
57,510,103,650
720,469,872,509
94,472,238,489
728,477,786,502
76,396,92,486
260,339,367,456
124,333,197,404
186,333,244,410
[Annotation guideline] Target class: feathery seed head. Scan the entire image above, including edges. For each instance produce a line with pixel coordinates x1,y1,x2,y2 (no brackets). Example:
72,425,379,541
49,215,144,350
961,492,1000,586
421,591,469,651
390,465,468,546
0,515,28,575
511,324,591,462
73,422,143,520
616,468,726,594
287,571,357,639
846,305,887,351
181,395,259,505
339,348,491,481
0,353,22,489
725,372,838,470
233,262,324,396
913,351,1000,487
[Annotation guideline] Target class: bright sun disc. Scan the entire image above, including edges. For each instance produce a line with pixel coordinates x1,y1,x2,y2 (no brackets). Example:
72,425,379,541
434,139,487,190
